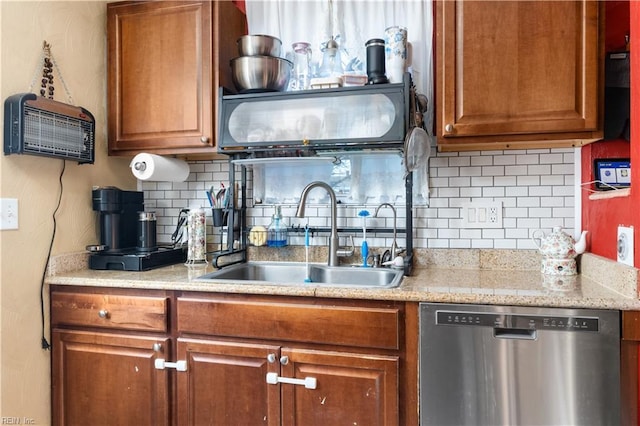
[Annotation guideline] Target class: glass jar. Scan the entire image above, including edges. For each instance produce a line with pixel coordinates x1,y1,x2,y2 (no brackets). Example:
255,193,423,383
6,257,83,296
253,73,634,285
290,41,312,91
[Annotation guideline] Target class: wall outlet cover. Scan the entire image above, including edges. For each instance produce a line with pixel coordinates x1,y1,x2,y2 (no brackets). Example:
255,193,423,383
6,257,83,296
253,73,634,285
617,225,634,267
0,198,18,230
461,201,503,229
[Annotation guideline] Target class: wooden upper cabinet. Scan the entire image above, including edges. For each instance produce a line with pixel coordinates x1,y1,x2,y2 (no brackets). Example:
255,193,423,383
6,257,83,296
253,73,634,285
107,1,246,157
436,0,604,151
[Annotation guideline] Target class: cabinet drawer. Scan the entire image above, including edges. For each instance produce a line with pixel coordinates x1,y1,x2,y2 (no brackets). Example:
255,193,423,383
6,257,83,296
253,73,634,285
177,296,401,350
51,291,168,332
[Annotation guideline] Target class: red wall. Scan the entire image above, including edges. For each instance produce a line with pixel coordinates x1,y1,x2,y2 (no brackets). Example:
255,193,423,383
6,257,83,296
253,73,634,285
582,1,640,264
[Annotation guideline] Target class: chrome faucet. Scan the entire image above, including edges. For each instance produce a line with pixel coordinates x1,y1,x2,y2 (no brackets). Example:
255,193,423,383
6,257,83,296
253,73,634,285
374,203,399,258
296,181,339,266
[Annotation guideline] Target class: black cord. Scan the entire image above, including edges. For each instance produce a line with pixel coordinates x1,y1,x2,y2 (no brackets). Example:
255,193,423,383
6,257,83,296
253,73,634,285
40,160,66,350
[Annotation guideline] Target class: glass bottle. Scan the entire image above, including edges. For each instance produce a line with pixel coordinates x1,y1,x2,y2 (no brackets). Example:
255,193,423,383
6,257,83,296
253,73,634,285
267,205,288,247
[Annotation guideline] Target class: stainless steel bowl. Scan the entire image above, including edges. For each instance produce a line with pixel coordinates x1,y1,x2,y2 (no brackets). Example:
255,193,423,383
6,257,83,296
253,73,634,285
231,56,292,93
237,34,282,57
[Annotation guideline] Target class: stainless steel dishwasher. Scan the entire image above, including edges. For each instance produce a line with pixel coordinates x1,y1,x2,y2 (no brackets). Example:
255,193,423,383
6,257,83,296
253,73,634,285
420,303,620,426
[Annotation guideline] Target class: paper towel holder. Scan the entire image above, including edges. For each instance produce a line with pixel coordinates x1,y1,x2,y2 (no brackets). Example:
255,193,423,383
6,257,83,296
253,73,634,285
133,161,147,172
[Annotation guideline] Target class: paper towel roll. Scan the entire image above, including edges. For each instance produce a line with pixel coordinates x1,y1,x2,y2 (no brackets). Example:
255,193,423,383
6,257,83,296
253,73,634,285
130,153,190,182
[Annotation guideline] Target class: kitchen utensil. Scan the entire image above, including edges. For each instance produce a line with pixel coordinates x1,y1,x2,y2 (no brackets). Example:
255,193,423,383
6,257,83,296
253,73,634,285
404,86,430,178
304,225,312,282
358,210,370,267
237,34,282,57
230,55,292,93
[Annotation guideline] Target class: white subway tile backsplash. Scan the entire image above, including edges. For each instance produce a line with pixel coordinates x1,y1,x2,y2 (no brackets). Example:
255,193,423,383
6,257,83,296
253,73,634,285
143,148,577,251
481,166,505,176
471,156,493,166
493,155,516,166
482,186,505,197
527,164,551,175
505,165,528,176
470,176,493,187
449,157,471,167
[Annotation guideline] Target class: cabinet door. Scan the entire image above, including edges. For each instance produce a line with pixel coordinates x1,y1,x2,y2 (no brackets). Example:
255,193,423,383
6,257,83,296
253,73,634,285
176,338,281,426
51,330,170,426
281,348,399,426
107,1,245,156
622,311,640,425
436,0,602,151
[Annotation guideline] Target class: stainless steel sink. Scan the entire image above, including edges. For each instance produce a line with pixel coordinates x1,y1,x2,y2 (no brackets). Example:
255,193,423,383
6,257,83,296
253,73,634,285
195,261,403,288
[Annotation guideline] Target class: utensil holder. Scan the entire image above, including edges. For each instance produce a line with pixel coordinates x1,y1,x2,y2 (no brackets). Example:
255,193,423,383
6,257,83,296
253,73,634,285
212,208,226,227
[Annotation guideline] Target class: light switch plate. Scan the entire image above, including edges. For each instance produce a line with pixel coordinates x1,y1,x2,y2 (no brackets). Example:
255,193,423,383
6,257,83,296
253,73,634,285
617,225,634,266
462,201,503,229
0,198,19,230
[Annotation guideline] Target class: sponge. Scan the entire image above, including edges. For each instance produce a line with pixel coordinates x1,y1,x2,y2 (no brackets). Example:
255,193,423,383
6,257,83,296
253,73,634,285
249,226,267,246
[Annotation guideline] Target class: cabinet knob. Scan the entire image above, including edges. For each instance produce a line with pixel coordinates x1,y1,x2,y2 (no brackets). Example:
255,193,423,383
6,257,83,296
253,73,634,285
280,356,289,365
200,136,209,144
267,353,277,363
98,309,109,319
445,124,454,133
153,343,163,352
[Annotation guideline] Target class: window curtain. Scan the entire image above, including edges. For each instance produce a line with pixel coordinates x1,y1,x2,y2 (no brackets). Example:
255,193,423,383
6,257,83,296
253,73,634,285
244,0,433,128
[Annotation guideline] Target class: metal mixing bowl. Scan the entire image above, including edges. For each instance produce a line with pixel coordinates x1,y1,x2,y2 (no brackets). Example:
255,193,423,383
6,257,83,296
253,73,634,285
237,34,282,57
231,56,292,93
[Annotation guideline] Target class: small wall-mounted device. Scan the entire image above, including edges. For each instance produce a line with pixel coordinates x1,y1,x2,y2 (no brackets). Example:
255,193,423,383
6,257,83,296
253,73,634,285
617,225,634,267
3,93,95,164
594,158,630,190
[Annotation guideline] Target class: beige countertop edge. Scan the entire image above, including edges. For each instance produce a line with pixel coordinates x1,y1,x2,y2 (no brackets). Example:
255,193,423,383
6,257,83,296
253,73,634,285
45,264,639,311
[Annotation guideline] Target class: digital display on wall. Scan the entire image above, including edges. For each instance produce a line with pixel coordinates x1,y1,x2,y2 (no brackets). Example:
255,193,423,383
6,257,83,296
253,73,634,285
594,158,631,190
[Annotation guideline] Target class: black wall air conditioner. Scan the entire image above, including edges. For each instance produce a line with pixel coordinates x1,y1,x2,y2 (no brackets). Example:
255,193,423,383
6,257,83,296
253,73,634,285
3,93,95,163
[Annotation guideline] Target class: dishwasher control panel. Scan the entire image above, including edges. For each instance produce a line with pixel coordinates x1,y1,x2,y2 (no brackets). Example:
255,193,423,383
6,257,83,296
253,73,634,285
435,311,599,332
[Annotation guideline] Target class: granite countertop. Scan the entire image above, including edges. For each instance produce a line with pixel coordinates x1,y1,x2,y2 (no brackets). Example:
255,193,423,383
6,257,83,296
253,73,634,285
45,249,640,310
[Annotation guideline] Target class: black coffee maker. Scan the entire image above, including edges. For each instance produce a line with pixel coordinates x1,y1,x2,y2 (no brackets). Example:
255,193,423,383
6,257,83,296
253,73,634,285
92,186,143,252
88,187,185,271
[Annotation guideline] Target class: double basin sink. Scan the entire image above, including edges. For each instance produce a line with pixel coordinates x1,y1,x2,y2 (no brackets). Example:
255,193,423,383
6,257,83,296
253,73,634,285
196,261,404,289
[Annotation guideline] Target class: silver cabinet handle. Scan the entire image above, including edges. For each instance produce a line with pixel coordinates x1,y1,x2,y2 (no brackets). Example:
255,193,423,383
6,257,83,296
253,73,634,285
200,136,209,144
280,356,289,365
445,124,454,133
266,372,317,389
98,309,109,319
267,353,277,363
154,359,187,371
152,343,163,352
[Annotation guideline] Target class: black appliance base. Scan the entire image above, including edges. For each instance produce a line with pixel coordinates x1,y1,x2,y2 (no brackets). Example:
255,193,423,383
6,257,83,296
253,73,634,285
89,246,187,271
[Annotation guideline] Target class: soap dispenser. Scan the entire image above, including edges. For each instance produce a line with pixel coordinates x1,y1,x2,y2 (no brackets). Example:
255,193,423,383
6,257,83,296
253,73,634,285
267,205,288,247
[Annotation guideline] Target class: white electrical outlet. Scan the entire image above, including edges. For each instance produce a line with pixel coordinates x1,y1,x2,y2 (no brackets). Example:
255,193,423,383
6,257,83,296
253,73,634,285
0,198,19,230
617,225,634,267
462,201,503,229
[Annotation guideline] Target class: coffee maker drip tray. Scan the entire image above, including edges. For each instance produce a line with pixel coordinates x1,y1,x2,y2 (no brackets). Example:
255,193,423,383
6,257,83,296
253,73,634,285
89,246,187,271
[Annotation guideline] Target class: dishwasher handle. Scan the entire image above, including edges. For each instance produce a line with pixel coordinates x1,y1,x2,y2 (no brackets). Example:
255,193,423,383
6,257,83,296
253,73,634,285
494,327,537,340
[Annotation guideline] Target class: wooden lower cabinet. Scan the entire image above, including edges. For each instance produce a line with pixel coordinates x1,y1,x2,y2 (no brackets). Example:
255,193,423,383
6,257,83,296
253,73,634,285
51,287,418,425
176,338,281,425
622,311,640,425
281,348,398,426
51,330,171,426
